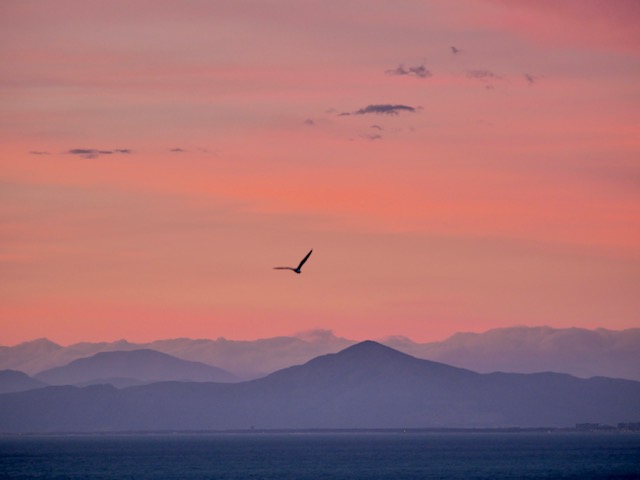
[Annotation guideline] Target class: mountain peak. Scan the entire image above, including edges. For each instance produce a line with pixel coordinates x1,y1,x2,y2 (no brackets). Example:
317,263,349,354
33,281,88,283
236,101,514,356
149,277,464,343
340,340,409,357
299,340,423,371
24,338,61,348
316,340,479,381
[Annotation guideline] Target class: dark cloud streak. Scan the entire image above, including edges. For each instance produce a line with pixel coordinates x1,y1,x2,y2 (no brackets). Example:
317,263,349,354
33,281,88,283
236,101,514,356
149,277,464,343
67,148,132,159
385,64,432,79
340,104,420,116
466,69,501,80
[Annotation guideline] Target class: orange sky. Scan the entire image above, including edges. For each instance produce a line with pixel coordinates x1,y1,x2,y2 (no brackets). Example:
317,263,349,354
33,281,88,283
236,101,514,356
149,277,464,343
1,0,639,345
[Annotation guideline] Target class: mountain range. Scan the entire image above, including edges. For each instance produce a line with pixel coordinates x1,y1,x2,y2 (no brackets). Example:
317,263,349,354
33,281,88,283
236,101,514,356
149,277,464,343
0,341,638,433
1,326,639,381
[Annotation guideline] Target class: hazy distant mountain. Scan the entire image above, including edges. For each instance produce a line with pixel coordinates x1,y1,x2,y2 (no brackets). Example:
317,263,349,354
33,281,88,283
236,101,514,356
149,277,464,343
383,326,640,381
144,330,354,379
0,330,354,378
0,338,62,374
1,341,638,433
3,327,640,381
0,370,46,394
0,338,139,376
34,349,237,386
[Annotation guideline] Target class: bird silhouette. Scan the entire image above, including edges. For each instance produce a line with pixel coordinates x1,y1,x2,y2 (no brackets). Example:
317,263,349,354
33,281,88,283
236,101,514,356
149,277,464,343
274,249,313,274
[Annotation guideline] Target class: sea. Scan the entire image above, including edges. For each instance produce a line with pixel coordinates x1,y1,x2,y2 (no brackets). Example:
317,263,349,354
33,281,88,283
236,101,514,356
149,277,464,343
1,432,639,479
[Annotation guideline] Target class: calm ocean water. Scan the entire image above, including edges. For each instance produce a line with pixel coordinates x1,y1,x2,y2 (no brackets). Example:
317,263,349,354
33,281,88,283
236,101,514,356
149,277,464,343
1,432,639,479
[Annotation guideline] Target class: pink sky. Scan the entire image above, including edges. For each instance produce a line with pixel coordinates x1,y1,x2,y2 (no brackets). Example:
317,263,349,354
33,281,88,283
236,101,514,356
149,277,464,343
1,0,639,345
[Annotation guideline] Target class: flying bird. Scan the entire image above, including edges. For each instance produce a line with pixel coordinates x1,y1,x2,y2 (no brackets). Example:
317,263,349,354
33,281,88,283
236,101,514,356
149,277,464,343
274,249,313,274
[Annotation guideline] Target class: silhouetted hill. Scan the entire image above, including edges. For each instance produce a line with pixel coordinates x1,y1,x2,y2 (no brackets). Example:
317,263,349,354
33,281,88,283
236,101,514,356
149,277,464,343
258,340,477,392
34,349,237,386
0,370,46,394
1,342,638,433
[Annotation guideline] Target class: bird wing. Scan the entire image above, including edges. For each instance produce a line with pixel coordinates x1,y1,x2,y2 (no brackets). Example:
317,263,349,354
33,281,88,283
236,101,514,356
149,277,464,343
297,249,313,269
273,267,295,270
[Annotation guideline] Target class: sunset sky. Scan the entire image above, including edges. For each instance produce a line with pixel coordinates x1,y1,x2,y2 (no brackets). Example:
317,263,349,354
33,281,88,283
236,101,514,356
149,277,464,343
1,0,639,345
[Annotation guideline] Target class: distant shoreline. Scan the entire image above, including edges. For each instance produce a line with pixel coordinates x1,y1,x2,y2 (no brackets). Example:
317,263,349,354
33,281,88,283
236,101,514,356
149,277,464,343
3,425,639,436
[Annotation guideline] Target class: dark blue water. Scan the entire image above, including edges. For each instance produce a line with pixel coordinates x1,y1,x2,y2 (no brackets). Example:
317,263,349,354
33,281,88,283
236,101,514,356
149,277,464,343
1,432,639,479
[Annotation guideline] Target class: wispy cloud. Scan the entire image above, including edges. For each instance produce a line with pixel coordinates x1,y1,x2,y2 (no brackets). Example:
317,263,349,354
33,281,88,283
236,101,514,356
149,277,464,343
524,73,537,85
370,125,383,131
360,133,382,141
168,147,215,154
67,148,132,159
29,151,50,155
340,104,420,116
303,118,315,126
385,63,432,79
466,69,501,80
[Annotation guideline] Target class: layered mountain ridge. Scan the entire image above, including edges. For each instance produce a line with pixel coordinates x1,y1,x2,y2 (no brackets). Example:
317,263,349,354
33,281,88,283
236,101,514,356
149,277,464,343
0,341,638,433
2,326,638,381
